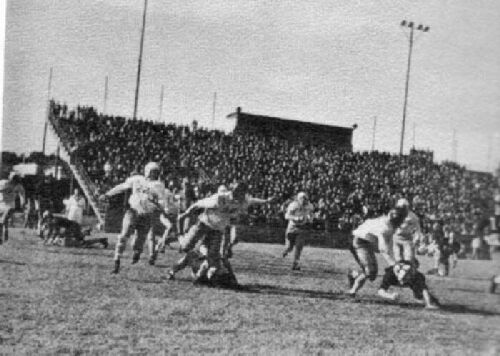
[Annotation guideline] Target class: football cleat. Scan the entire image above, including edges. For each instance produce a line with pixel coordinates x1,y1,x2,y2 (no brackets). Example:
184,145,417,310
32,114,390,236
131,252,140,264
345,289,356,297
111,259,120,274
148,252,157,266
489,277,497,294
292,263,301,271
347,270,355,289
377,289,399,301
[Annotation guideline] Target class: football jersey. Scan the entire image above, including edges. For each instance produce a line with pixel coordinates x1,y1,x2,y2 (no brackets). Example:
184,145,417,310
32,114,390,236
286,201,314,233
352,216,394,252
380,264,427,300
0,180,25,211
198,192,250,232
126,175,166,215
394,211,422,240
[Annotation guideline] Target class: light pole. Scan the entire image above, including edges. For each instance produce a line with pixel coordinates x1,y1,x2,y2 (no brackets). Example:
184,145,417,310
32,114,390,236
399,20,429,155
133,0,148,120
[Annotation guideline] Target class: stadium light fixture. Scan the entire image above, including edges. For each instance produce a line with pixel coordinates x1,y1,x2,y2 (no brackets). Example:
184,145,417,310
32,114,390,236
399,20,431,155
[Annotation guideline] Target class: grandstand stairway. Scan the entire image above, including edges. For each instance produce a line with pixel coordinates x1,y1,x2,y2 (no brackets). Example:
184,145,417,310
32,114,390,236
47,116,107,229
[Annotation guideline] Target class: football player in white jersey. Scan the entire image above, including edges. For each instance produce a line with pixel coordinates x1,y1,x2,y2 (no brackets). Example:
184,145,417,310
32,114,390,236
282,192,314,270
149,185,180,264
0,172,25,244
168,182,272,281
347,209,407,296
101,162,166,274
392,198,423,266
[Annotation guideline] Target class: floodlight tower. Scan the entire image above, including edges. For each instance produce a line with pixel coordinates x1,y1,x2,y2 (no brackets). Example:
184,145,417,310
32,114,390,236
399,20,430,155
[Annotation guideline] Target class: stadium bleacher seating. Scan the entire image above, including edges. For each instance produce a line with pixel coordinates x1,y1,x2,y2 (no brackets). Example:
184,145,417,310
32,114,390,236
48,101,495,236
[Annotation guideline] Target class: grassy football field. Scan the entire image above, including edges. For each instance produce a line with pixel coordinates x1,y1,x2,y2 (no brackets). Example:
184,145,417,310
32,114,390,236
1,228,499,355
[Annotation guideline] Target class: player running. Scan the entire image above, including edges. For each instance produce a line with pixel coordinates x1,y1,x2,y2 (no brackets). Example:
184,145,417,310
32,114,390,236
347,209,407,296
149,185,180,264
0,172,26,244
392,198,423,266
101,162,166,274
168,182,272,281
282,192,314,270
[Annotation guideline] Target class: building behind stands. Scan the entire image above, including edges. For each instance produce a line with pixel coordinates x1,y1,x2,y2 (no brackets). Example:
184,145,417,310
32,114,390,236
227,107,354,151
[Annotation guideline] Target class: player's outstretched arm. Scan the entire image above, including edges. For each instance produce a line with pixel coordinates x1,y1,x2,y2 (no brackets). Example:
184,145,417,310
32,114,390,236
101,182,131,199
247,196,276,205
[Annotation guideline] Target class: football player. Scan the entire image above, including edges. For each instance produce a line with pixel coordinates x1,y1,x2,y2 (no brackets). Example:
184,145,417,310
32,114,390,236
393,198,424,266
377,260,440,310
347,209,407,296
170,182,272,280
101,162,166,274
149,185,180,264
40,211,108,248
282,192,314,270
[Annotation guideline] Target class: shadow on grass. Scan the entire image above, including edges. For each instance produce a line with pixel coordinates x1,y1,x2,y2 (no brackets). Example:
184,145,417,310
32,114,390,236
438,303,500,317
43,247,109,258
235,282,344,301
0,258,26,266
234,283,500,316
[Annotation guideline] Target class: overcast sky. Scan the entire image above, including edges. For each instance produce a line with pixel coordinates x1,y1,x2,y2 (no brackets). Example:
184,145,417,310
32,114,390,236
2,0,499,172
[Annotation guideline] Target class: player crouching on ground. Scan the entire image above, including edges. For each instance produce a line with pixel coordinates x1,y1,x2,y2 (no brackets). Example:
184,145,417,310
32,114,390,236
40,211,108,248
347,209,407,296
170,242,238,288
100,162,166,274
378,261,440,310
282,192,314,271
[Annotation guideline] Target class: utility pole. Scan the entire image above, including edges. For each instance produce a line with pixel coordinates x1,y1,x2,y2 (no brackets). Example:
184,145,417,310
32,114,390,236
158,85,164,122
42,67,53,155
211,92,217,129
452,129,457,162
371,116,377,151
399,20,429,155
412,122,416,148
103,75,109,114
487,134,492,171
132,0,148,120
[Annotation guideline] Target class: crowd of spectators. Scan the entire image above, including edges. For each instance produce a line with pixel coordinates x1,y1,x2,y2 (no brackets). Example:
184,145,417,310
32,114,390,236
49,101,496,239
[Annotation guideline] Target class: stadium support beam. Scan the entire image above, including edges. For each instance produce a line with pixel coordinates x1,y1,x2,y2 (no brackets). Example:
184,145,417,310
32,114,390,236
42,67,53,155
399,20,429,155
133,0,148,120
